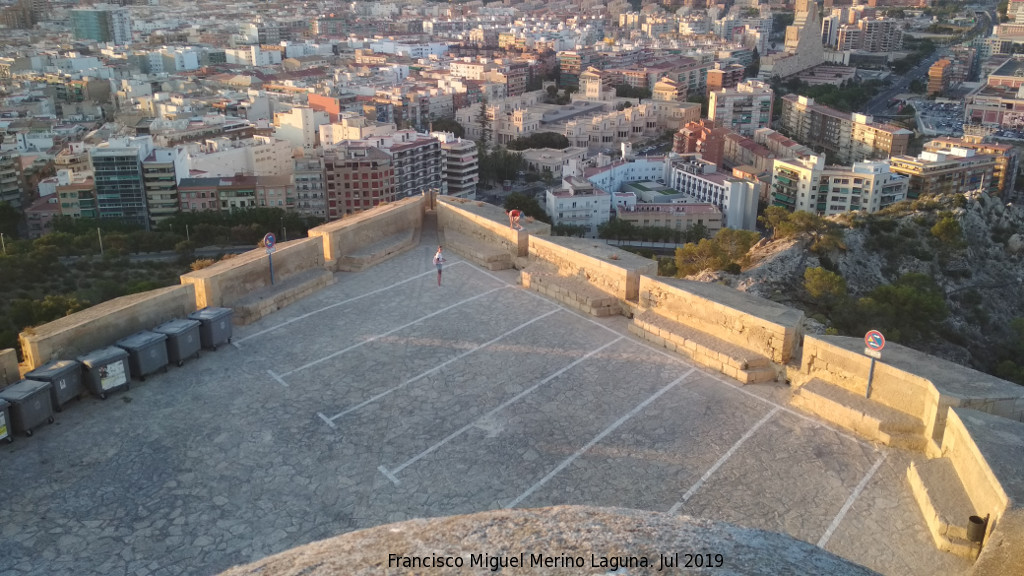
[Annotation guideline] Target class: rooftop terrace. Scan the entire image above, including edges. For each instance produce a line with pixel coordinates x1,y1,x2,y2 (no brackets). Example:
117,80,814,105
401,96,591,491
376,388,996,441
1,196,1020,575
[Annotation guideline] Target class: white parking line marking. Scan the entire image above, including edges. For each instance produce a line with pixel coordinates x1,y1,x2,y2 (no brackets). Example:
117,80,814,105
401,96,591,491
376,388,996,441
267,370,288,388
818,453,887,548
326,308,560,423
505,368,696,510
381,336,626,478
667,406,780,515
283,285,506,377
237,263,468,344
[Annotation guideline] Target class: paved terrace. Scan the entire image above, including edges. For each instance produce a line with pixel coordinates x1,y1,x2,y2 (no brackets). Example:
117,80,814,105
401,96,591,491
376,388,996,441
0,230,969,576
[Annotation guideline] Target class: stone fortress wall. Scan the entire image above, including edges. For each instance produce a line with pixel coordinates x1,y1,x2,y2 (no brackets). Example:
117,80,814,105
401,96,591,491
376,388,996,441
8,193,1023,574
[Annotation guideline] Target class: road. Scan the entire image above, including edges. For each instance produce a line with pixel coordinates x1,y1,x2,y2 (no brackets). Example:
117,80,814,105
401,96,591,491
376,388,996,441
863,51,945,116
863,9,991,117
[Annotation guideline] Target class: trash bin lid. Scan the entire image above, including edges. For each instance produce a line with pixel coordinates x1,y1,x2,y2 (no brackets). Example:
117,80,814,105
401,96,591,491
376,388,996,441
0,379,51,402
26,359,81,380
77,346,129,366
188,307,233,321
116,330,168,349
153,318,201,335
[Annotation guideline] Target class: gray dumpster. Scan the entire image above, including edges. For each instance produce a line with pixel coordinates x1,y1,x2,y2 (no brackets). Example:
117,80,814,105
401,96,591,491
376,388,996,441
153,318,202,367
0,379,55,437
188,307,234,350
0,398,11,443
116,331,169,380
78,346,130,399
26,359,84,412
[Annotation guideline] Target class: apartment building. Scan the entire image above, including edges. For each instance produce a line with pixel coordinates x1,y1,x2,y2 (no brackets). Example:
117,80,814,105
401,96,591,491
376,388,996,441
667,156,759,230
323,144,396,218
274,106,330,152
142,147,188,227
89,136,154,229
780,95,911,164
187,136,295,178
673,120,731,167
70,4,131,45
928,59,953,96
889,149,996,199
178,176,291,213
521,147,587,178
320,112,396,146
923,136,1017,197
0,152,20,209
54,170,97,219
772,155,909,215
436,134,479,199
545,176,610,237
564,103,661,151
708,80,774,137
293,154,326,218
705,63,745,96
360,130,443,199
616,203,723,236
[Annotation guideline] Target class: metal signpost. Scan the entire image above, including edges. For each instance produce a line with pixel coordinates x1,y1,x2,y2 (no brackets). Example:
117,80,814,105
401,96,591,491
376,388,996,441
263,232,277,285
863,330,886,398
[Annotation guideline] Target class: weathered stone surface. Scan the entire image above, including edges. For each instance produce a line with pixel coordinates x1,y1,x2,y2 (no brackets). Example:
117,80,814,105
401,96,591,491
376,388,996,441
218,507,882,576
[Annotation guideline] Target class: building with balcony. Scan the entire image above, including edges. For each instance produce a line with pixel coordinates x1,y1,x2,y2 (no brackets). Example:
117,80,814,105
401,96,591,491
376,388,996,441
772,154,923,215
928,59,952,96
708,81,774,137
55,171,97,219
368,131,442,199
70,4,131,45
615,202,724,236
923,136,1018,197
142,147,188,227
0,152,21,209
435,133,479,199
705,63,746,96
780,95,912,164
667,156,759,230
545,176,610,237
323,144,396,218
293,154,326,218
889,148,996,199
89,136,154,229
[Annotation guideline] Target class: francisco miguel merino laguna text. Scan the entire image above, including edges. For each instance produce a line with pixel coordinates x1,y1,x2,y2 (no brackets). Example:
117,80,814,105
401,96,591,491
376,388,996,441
387,551,726,571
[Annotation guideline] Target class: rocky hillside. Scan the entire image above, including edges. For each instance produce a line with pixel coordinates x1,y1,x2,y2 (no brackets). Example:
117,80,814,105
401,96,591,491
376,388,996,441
696,193,1024,382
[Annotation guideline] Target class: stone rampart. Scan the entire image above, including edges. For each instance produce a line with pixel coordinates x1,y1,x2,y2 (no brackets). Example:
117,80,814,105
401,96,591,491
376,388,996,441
527,236,656,302
798,336,1024,449
437,196,549,259
942,409,1022,543
18,285,197,371
637,276,803,364
180,237,324,309
308,196,425,270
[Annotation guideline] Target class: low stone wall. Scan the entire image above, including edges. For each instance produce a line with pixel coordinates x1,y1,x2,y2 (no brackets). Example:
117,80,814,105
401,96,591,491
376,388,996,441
527,236,656,302
973,508,1024,576
1,348,19,387
308,196,425,270
798,336,1024,448
18,285,197,371
180,237,324,310
637,277,803,364
437,196,549,259
942,409,1019,542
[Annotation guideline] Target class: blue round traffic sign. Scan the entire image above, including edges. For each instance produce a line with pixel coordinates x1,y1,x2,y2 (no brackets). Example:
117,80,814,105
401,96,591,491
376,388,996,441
865,330,886,351
263,233,276,248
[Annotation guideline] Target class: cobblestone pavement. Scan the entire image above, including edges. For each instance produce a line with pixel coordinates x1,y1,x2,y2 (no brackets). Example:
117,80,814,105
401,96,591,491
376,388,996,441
0,237,970,576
